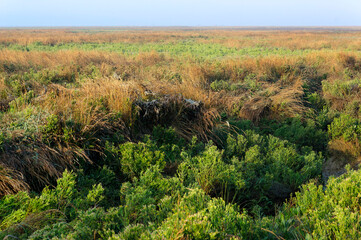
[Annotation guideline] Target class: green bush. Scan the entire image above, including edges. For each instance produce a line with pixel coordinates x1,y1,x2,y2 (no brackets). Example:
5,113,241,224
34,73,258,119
328,114,361,142
225,130,323,211
210,80,231,91
151,188,253,240
105,139,166,180
0,170,76,238
120,166,186,226
151,126,185,164
0,133,359,240
178,143,244,197
307,92,327,111
263,118,328,152
322,78,361,98
266,167,361,239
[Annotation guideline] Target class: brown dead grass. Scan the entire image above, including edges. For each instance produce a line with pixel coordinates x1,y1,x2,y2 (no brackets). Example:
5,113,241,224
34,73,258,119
326,139,361,175
240,80,305,122
39,78,144,128
0,167,29,196
0,141,87,193
0,49,128,72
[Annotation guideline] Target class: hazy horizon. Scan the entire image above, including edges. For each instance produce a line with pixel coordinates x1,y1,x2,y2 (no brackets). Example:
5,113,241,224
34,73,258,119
1,0,361,27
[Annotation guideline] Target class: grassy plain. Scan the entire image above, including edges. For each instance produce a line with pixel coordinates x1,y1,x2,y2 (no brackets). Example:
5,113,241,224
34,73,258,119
0,28,361,239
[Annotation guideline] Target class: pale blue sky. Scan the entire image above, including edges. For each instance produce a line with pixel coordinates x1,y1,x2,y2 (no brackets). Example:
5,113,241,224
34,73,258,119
0,0,360,27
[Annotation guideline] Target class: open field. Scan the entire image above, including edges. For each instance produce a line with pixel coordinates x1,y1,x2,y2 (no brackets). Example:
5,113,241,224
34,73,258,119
1,28,361,239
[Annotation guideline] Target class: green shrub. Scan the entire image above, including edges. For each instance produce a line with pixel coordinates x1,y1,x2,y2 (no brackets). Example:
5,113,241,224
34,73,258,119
328,113,361,142
120,166,186,226
322,79,361,98
225,130,323,211
0,132,5,151
210,79,245,92
306,92,327,111
29,222,72,240
105,139,166,180
210,80,230,91
151,126,185,164
76,166,120,207
0,107,48,143
0,170,76,238
178,143,244,197
110,224,150,240
269,167,361,239
66,207,124,240
152,189,253,239
264,118,328,152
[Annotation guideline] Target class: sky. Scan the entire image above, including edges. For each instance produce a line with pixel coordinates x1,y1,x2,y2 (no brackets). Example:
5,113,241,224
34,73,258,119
0,0,361,27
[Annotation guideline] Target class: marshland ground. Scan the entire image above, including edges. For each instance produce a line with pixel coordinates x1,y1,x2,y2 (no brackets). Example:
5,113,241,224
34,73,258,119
1,27,361,239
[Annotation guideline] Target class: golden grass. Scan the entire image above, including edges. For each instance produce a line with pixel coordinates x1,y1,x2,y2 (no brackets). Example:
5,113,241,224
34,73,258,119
0,47,355,120
0,49,128,71
1,28,361,51
240,80,305,122
1,47,360,126
39,78,143,128
0,48,355,82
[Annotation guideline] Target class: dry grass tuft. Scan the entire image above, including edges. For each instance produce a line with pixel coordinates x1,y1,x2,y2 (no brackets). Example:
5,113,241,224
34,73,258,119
134,95,219,141
239,96,272,123
0,141,87,193
40,78,143,128
240,81,305,122
0,167,29,196
328,139,361,161
338,52,359,70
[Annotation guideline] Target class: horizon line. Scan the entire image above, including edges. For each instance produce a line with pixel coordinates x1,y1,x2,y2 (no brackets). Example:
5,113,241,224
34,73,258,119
1,25,361,29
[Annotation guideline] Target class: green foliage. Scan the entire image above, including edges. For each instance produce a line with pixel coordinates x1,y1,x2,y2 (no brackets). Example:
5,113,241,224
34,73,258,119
65,207,124,240
151,126,186,163
328,114,361,142
0,107,48,142
225,130,323,210
151,189,254,239
3,41,302,59
263,118,329,152
307,92,327,111
41,114,61,139
0,170,76,237
8,90,35,110
268,167,361,239
178,144,244,197
4,68,76,94
40,114,76,146
86,184,105,205
323,78,361,98
120,166,186,226
0,130,359,240
0,170,121,239
210,75,260,92
105,139,166,180
0,132,5,151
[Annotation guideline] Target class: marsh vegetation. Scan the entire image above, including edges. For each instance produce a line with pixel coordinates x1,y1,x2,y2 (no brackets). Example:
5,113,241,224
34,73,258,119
0,28,361,239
